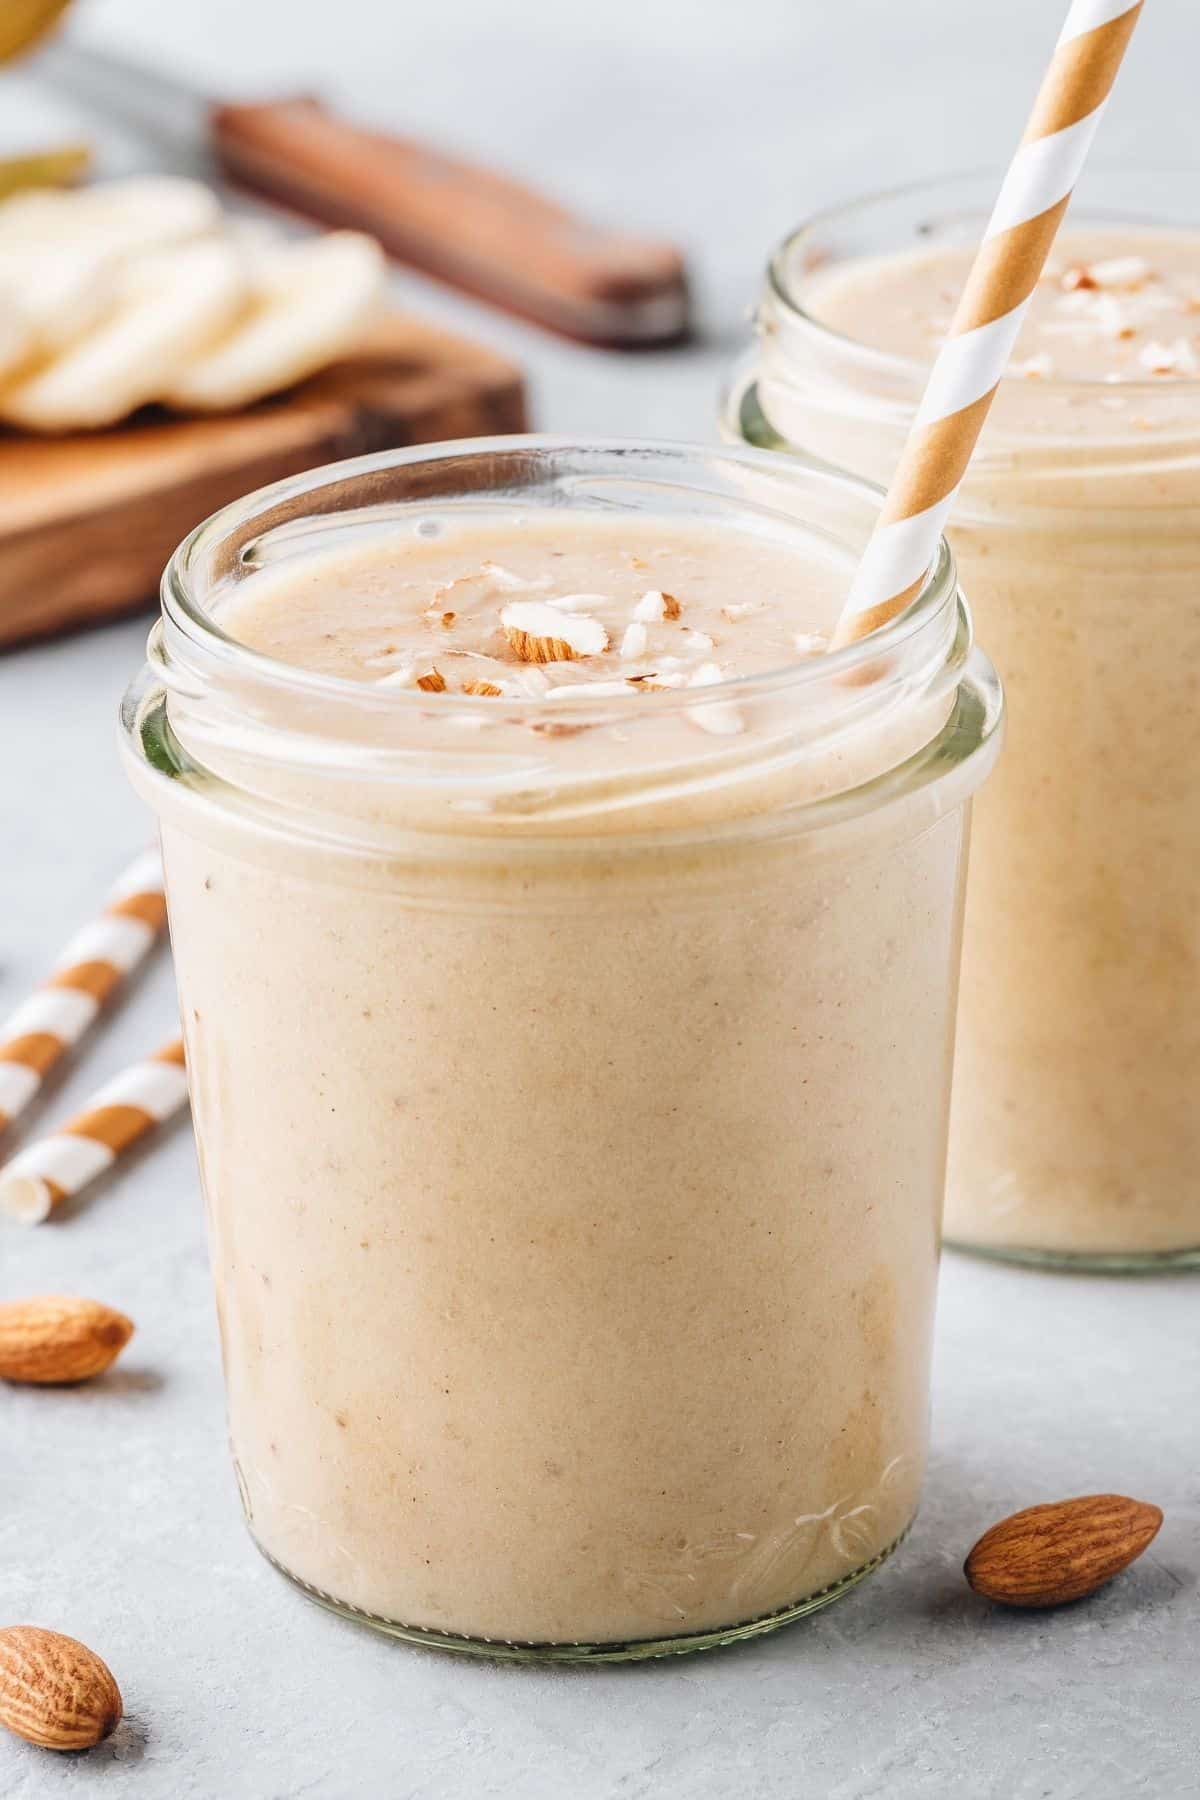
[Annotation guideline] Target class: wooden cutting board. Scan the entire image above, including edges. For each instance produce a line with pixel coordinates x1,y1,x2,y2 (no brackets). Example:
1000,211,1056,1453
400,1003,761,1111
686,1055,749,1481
0,313,527,648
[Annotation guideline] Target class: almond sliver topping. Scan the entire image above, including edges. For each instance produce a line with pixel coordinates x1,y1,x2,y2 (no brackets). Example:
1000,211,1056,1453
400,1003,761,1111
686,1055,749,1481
462,679,503,697
1138,336,1199,375
430,564,549,616
1060,265,1098,292
501,600,608,663
1087,255,1152,291
686,664,744,736
481,561,546,591
415,667,446,692
544,592,612,614
620,622,649,660
544,679,634,698
373,659,418,686
1096,295,1137,340
632,589,667,622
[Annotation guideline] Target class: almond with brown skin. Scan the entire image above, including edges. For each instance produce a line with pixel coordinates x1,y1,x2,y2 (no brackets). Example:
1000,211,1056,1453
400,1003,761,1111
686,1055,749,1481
0,1295,134,1385
0,1627,123,1751
500,601,608,664
964,1494,1163,1607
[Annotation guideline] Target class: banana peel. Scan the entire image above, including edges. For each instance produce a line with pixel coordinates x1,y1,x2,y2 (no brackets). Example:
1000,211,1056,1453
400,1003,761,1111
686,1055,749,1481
0,144,91,201
0,0,74,64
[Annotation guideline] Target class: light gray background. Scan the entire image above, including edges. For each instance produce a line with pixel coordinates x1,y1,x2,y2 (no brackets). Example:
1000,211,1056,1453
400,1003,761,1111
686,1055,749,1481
2,2,1197,1795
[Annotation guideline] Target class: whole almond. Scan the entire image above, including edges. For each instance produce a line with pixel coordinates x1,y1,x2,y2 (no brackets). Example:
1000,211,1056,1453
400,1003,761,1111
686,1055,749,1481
0,1627,123,1751
0,1296,134,1385
965,1493,1163,1607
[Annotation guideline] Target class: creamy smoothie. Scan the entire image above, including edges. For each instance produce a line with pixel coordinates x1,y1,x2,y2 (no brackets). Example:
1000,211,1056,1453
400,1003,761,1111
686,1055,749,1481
123,443,999,1654
746,204,1200,1266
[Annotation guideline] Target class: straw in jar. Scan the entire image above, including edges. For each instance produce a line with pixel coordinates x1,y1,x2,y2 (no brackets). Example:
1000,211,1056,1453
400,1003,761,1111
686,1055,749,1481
833,0,1144,647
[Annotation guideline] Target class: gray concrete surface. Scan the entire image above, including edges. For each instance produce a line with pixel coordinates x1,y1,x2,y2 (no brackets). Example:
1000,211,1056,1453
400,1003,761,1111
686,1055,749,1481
2,2,1198,1794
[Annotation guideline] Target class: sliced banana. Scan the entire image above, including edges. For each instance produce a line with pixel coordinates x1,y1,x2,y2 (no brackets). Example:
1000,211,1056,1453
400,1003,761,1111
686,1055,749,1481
0,242,116,354
0,238,247,432
0,175,221,255
0,286,34,381
0,179,386,431
0,177,224,359
164,232,386,412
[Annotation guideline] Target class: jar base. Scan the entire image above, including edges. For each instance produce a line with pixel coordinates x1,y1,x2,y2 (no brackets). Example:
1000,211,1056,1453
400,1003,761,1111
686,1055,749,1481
946,1238,1200,1274
252,1522,913,1664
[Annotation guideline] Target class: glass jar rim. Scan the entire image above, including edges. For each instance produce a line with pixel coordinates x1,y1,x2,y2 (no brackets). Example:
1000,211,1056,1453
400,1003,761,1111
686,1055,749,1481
126,433,1003,854
159,432,959,718
767,165,1200,395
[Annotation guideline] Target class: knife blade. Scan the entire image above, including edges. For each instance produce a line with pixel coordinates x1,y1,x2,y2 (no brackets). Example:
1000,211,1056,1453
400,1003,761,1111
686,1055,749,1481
32,38,691,347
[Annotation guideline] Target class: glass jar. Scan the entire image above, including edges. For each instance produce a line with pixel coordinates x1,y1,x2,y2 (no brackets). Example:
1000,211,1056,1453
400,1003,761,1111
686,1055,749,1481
121,438,1000,1660
726,173,1200,1271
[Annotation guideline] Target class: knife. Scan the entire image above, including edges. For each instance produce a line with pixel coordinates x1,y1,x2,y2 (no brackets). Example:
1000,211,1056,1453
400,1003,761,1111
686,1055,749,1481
32,38,691,348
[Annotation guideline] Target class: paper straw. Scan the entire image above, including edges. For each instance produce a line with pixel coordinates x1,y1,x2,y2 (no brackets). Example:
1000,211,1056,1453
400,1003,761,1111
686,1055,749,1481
0,849,167,1138
832,0,1143,647
0,1037,188,1224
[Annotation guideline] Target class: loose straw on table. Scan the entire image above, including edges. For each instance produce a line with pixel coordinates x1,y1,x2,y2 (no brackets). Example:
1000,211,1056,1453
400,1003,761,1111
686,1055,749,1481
832,0,1144,648
0,1036,188,1224
0,849,167,1138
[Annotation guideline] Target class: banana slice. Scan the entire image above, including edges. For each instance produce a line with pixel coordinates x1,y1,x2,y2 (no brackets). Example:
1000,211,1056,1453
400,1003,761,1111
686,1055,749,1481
0,177,224,358
164,231,386,412
0,242,115,353
0,175,221,255
0,237,247,431
0,286,34,380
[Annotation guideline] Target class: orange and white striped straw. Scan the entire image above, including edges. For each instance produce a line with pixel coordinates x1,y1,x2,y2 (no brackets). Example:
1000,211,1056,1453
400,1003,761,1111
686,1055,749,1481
0,1036,187,1224
0,849,167,1138
833,0,1143,647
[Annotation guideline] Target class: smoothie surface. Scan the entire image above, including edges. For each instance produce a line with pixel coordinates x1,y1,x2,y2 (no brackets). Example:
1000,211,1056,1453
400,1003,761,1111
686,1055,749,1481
216,513,847,706
805,227,1200,384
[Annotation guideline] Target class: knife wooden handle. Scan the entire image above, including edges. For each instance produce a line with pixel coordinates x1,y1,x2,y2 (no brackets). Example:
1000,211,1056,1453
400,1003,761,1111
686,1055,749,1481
211,96,689,347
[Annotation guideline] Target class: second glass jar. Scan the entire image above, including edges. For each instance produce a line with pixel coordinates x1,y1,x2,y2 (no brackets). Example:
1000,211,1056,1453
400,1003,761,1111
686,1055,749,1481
726,172,1200,1270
